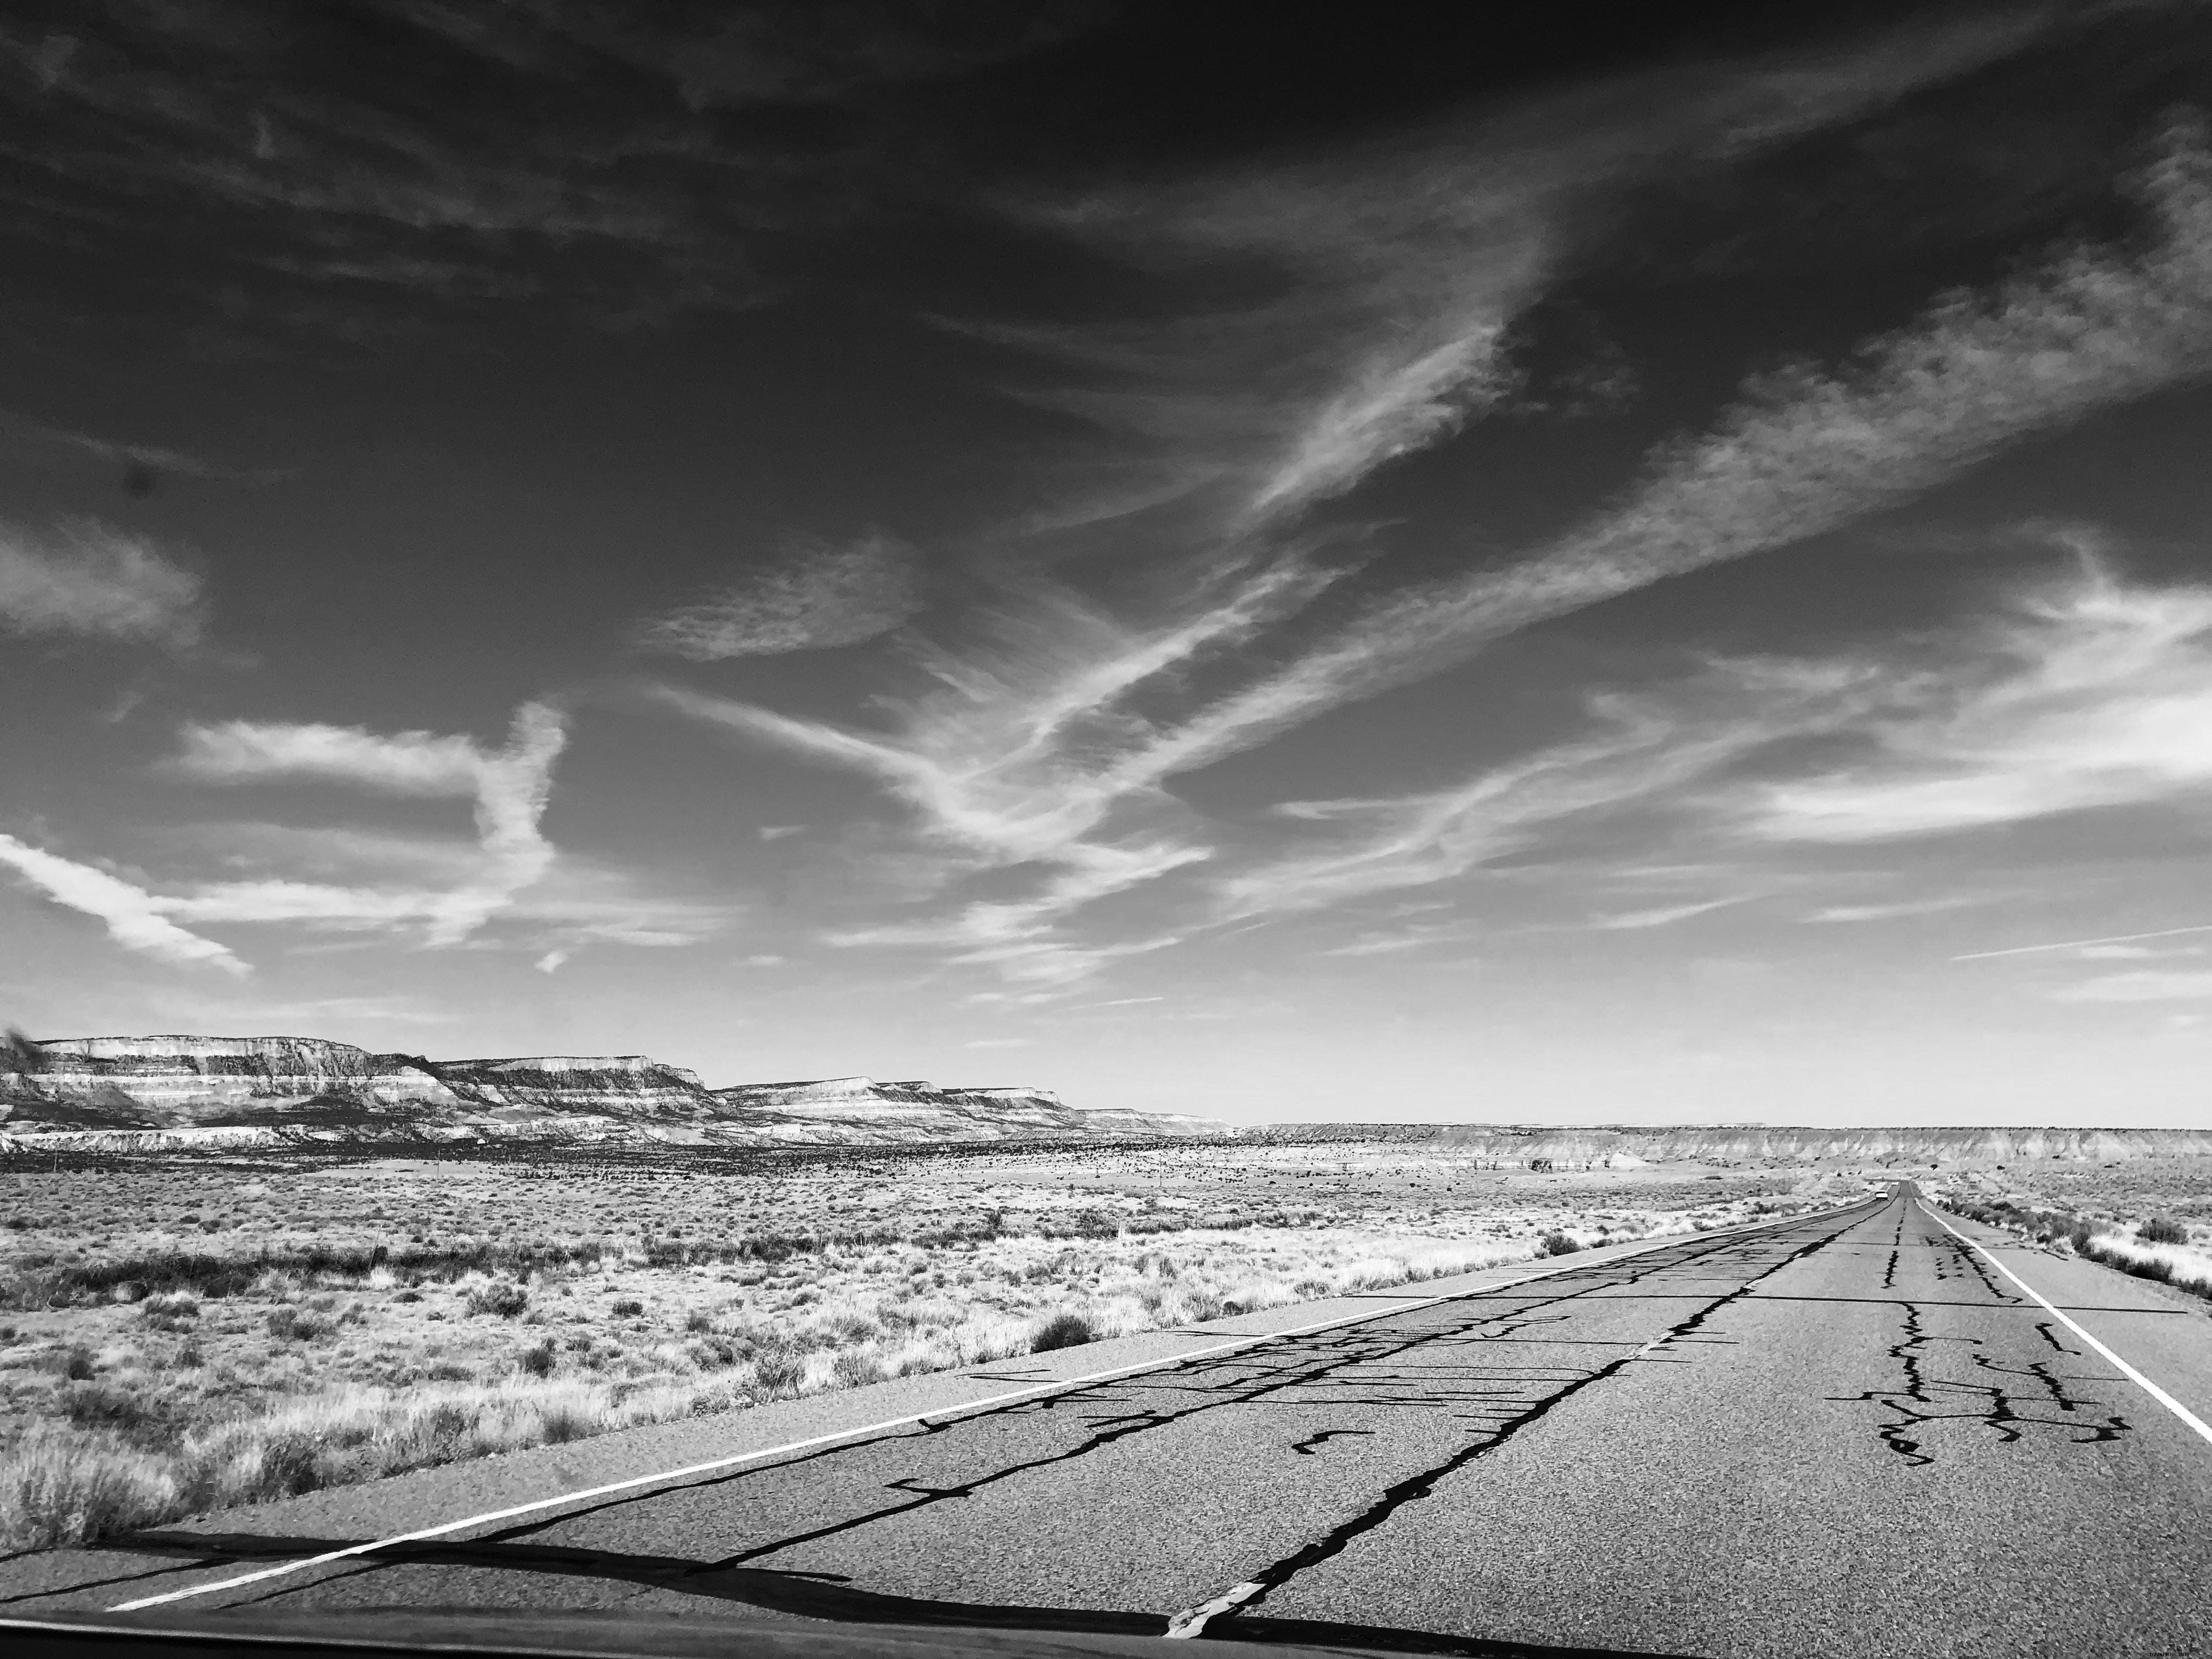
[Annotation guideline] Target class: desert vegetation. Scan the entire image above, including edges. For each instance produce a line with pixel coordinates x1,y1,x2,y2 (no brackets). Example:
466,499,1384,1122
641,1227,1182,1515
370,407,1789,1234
0,1141,1837,1550
1931,1163,2212,1301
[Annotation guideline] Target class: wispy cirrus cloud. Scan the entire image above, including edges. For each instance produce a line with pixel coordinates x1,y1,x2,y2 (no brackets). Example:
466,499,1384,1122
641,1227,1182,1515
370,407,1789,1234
0,833,247,974
1750,548,2212,842
641,22,2190,985
171,701,569,945
0,408,289,484
1589,898,1746,930
1216,548,2212,940
1132,126,2212,782
651,549,1336,853
0,520,204,646
1802,898,1989,923
1216,661,1874,925
1953,922,2212,961
1018,7,2053,536
7,700,728,975
173,720,485,795
634,534,922,659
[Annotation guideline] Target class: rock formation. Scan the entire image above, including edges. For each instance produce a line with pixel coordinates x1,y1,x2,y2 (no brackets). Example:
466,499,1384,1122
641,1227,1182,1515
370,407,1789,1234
0,1035,1228,1150
713,1076,1226,1143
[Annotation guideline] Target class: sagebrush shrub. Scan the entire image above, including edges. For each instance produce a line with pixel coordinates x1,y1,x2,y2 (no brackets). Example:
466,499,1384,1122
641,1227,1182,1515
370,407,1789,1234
752,1351,805,1396
466,1280,529,1318
1030,1311,1096,1352
266,1306,335,1341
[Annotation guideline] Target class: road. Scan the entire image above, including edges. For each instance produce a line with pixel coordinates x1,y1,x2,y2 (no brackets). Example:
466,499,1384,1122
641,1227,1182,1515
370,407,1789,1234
9,1186,2211,1658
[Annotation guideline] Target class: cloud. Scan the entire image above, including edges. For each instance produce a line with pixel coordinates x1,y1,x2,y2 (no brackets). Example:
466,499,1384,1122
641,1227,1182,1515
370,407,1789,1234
170,700,569,945
646,549,1334,978
0,833,247,974
0,520,204,646
534,949,572,974
157,881,450,928
634,535,923,659
637,16,2143,980
1953,921,2212,961
963,1037,1035,1049
830,838,1206,986
1019,8,2050,536
650,546,1339,860
1217,663,1869,923
1321,933,1460,957
2052,970,2212,1003
1211,551,2212,930
1801,898,1985,923
1133,126,2212,782
1589,898,1744,930
1751,552,2212,842
0,408,289,483
174,723,484,794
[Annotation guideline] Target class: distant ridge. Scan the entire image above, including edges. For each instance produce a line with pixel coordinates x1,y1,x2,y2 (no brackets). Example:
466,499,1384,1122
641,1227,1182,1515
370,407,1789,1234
1240,1122,2212,1165
0,1035,1228,1152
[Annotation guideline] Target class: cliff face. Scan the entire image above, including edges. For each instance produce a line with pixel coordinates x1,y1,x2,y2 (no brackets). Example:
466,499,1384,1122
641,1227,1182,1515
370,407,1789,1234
2,1037,462,1127
433,1056,716,1120
710,1076,1222,1143
0,1037,1226,1150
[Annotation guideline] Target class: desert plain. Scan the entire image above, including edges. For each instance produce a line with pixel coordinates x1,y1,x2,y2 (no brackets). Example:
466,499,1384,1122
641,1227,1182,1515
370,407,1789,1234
2,1135,2207,1555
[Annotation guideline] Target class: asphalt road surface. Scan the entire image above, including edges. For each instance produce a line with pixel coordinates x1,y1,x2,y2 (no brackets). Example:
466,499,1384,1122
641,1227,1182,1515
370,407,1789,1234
12,1186,2212,1658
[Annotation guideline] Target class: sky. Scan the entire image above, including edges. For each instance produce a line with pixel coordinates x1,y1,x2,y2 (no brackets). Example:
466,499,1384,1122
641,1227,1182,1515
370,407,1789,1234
6,3,2212,1127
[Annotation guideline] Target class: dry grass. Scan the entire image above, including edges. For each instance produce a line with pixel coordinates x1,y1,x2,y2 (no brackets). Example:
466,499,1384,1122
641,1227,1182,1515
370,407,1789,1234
1,1144,1838,1549
1929,1166,2212,1302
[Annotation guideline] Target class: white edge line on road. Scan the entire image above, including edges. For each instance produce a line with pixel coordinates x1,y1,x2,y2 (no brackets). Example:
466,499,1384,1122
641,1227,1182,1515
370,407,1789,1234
108,1198,1874,1613
1921,1203,2212,1452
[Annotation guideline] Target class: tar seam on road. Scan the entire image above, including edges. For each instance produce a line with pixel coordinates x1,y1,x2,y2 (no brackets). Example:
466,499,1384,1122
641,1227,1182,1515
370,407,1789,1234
1921,1204,2212,1452
108,1199,1872,1613
1159,1201,1872,1640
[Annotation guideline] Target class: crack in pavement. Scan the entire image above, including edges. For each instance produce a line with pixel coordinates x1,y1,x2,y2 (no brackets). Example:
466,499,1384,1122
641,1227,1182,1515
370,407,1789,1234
1168,1207,1873,1639
99,1213,1878,1632
438,1223,1820,1574
1825,1224,2130,1468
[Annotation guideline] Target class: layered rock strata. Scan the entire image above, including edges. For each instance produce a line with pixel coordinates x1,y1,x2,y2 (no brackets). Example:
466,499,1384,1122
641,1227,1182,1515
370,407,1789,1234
0,1036,1226,1149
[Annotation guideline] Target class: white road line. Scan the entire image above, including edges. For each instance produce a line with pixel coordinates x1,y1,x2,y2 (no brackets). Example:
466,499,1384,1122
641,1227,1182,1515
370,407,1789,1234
109,1200,1871,1614
1920,1202,2212,1452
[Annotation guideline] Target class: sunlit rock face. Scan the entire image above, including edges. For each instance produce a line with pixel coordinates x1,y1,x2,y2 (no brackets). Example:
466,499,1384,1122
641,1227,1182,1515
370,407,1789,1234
433,1056,716,1120
708,1075,1219,1142
0,1036,461,1126
0,1037,1229,1149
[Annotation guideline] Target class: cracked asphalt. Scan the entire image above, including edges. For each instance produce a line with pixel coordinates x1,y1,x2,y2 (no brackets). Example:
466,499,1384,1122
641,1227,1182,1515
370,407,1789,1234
9,1187,2210,1658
